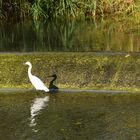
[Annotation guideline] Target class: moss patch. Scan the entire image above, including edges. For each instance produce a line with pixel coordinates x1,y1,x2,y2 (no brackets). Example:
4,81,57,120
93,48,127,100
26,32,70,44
0,52,140,91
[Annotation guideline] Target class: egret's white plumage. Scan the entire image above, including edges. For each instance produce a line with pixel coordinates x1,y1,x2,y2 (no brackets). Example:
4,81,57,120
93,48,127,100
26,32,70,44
25,61,49,92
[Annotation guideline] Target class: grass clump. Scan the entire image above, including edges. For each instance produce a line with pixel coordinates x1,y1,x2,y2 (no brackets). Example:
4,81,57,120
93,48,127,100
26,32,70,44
0,0,139,22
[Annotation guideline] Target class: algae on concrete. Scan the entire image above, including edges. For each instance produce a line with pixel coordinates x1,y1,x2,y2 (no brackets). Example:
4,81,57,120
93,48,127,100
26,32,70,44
0,53,140,91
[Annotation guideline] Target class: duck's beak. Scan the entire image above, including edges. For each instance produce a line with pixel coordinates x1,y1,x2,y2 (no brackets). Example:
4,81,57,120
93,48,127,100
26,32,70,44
47,75,53,78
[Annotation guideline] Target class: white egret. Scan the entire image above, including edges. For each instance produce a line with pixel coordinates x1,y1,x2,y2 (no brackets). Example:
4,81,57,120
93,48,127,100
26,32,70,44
25,61,49,92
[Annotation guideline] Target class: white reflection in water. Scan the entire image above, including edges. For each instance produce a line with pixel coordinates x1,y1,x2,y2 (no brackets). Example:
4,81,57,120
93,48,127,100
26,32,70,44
29,96,49,132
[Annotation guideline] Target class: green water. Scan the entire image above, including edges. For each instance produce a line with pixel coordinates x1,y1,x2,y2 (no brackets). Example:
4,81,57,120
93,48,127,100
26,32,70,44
0,20,140,52
0,91,140,140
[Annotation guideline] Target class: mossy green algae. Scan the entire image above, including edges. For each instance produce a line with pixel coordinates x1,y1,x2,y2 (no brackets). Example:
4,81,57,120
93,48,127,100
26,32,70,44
0,53,140,91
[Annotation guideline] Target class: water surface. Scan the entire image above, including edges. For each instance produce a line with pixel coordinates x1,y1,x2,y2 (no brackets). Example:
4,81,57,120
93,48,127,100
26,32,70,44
0,91,140,140
0,20,140,52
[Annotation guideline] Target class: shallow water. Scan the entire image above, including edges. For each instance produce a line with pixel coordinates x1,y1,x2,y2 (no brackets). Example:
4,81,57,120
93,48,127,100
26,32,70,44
0,91,140,140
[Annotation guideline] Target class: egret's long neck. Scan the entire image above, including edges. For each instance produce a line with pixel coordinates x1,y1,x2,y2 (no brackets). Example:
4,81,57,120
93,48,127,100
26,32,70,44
28,64,32,77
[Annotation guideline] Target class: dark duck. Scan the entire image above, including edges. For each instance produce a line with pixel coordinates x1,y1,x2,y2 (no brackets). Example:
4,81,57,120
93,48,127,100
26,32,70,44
48,74,59,93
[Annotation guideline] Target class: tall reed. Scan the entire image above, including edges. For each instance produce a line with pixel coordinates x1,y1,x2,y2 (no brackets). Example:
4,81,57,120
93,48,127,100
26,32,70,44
0,0,138,22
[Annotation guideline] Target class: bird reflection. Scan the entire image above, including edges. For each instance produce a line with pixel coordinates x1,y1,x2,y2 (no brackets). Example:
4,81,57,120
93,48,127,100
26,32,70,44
48,74,59,93
29,96,49,132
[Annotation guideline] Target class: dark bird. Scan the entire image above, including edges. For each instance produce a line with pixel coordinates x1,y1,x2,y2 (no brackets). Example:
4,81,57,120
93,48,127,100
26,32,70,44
48,74,59,93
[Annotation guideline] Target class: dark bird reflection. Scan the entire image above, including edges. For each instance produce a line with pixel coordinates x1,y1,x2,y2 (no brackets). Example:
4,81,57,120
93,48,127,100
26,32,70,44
48,74,59,93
